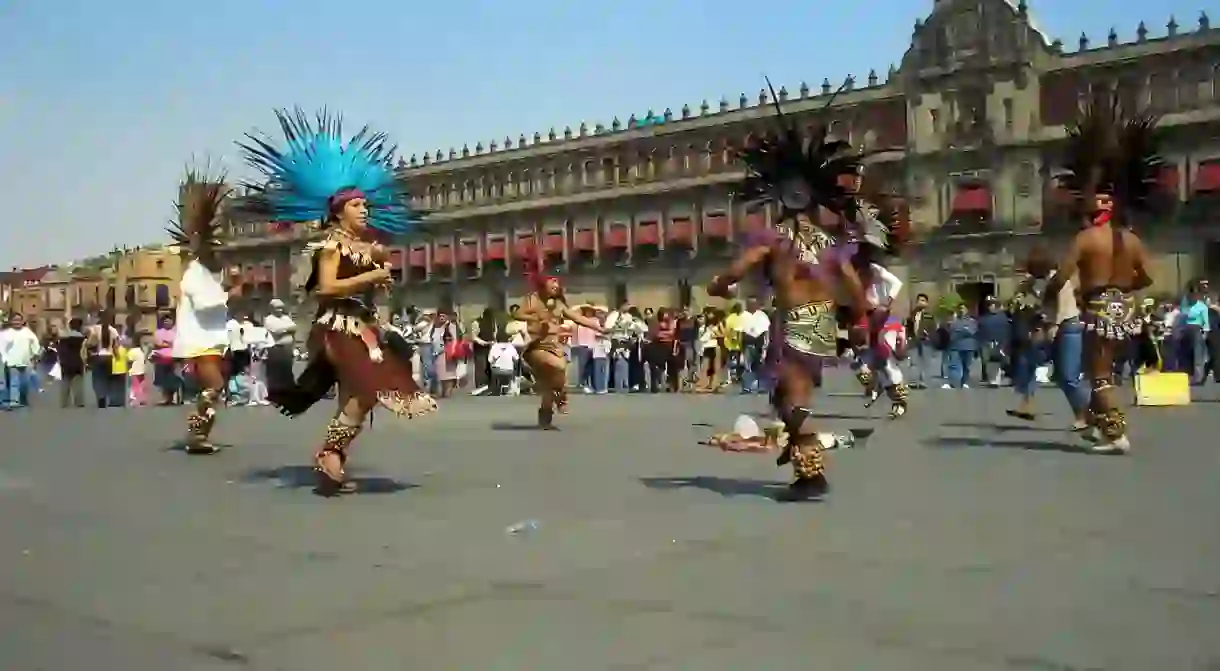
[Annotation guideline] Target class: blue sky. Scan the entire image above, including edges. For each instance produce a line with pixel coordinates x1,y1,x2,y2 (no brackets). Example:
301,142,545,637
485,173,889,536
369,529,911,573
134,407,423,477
0,0,1205,268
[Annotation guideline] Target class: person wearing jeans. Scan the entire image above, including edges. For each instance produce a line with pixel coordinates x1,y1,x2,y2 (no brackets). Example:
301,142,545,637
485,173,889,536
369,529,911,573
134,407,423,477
571,314,596,393
1180,285,1210,385
943,304,977,389
737,299,771,394
1053,317,1090,428
2,313,42,408
1008,335,1045,417
904,293,936,389
591,343,609,394
1009,250,1090,429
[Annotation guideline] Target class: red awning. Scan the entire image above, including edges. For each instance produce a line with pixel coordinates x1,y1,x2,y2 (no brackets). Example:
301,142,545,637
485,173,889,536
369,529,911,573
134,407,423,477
388,249,404,269
407,247,427,267
702,213,730,238
667,218,694,243
458,241,479,264
951,185,991,212
573,228,596,251
1193,162,1220,193
514,234,535,258
543,232,565,254
485,238,506,260
434,244,453,266
743,210,767,231
605,224,629,248
635,221,660,245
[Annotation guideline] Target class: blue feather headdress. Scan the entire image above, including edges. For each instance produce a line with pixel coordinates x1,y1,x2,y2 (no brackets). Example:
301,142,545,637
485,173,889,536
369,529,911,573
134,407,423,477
236,108,424,237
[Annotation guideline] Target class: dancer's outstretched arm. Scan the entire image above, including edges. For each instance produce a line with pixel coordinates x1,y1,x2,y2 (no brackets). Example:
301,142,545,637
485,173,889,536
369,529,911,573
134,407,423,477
707,245,770,298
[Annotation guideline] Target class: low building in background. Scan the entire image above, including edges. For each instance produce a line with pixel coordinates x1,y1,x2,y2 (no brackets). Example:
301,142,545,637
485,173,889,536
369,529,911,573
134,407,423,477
0,246,184,335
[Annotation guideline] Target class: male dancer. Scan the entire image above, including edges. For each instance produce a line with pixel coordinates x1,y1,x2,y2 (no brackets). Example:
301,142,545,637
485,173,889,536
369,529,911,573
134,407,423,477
1044,93,1160,454
703,89,885,501
851,240,909,419
826,163,911,418
167,171,241,454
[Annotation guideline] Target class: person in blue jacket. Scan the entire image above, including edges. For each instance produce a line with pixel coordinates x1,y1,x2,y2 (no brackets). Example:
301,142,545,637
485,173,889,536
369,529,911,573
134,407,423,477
944,303,978,389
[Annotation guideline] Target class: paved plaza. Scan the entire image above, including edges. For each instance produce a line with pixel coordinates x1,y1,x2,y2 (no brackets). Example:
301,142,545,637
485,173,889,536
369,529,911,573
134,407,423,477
1,375,1219,670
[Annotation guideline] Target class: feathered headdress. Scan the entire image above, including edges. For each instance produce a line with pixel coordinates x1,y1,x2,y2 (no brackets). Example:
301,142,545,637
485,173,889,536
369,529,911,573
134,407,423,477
236,108,424,237
1058,92,1163,217
735,78,860,223
851,171,910,257
521,234,559,294
167,168,231,258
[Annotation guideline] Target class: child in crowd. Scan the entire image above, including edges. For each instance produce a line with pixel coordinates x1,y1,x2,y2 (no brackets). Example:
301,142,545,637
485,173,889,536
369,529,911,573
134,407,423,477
488,330,520,396
127,339,148,407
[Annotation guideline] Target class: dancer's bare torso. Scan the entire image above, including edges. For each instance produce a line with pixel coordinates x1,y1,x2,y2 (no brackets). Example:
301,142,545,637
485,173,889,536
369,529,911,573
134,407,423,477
743,214,854,310
517,293,567,349
1064,225,1150,295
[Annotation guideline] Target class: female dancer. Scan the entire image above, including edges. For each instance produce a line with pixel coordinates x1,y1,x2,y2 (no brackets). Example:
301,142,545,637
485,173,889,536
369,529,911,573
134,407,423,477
704,87,884,501
240,109,436,494
167,170,240,454
512,254,606,429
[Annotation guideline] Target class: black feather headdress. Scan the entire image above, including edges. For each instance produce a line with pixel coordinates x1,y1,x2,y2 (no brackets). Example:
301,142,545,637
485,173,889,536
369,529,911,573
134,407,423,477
851,171,910,257
167,168,232,259
734,78,861,222
1058,91,1163,216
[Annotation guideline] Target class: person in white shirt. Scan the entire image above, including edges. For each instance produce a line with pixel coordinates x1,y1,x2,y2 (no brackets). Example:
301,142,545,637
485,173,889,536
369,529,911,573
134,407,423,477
127,340,149,407
488,332,520,395
262,299,297,393
739,298,771,393
850,253,909,419
241,319,272,406
226,312,253,377
2,313,42,408
168,170,242,454
0,322,12,404
589,306,611,393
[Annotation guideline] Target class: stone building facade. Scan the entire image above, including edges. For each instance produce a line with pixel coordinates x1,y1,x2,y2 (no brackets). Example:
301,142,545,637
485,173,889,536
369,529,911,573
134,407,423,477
218,0,1220,318
1,246,184,335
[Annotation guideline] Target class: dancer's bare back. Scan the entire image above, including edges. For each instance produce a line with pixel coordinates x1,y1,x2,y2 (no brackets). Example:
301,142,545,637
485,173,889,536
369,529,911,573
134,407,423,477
1058,225,1153,293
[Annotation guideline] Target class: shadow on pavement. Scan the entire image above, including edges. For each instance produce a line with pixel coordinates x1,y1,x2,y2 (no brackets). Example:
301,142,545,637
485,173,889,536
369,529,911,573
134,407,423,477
639,475,788,500
924,435,1090,454
241,465,418,495
162,441,236,453
939,420,1065,432
805,411,876,420
489,422,551,431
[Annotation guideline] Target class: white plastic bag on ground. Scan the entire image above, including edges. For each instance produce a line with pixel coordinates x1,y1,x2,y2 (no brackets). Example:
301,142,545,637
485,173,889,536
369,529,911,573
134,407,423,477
733,414,761,439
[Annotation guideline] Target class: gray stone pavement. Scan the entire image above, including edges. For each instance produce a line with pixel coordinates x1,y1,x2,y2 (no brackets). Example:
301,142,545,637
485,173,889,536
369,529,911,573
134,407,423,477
1,374,1220,670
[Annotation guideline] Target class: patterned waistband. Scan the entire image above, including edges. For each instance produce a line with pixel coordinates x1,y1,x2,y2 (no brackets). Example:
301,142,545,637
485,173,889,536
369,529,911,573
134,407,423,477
1083,287,1134,311
784,300,835,322
316,309,374,336
782,300,838,358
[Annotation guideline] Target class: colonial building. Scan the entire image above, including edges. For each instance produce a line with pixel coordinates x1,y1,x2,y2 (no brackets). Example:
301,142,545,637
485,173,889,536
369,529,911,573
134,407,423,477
0,246,184,335
218,0,1220,317
1,266,53,324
